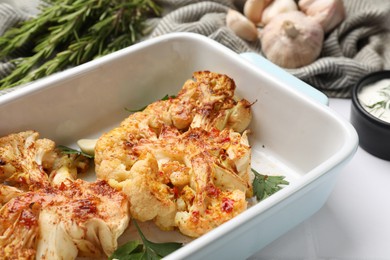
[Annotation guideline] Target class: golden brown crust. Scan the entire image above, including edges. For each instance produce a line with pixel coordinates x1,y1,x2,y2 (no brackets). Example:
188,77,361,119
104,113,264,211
0,131,129,259
95,71,253,237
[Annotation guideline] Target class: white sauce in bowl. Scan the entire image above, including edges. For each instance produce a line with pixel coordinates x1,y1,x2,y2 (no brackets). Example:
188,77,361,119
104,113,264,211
358,79,390,123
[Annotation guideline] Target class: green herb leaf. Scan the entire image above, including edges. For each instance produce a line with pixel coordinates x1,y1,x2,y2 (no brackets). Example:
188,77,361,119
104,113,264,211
109,220,182,260
57,145,94,159
362,85,390,120
252,168,289,201
161,94,176,101
125,105,148,113
109,241,144,260
134,220,182,258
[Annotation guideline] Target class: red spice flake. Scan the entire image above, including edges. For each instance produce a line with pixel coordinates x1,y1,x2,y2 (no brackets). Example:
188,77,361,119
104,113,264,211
8,195,33,213
191,210,200,223
17,176,27,185
91,180,116,198
221,197,234,213
124,141,135,148
58,182,66,191
188,132,200,140
19,209,38,228
206,184,220,198
43,186,55,193
8,201,24,213
199,108,211,117
210,128,220,138
73,199,98,220
220,137,231,143
172,186,179,198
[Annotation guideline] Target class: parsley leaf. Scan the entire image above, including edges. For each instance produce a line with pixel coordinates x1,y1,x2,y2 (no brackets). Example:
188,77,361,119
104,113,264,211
109,220,182,260
252,168,289,201
109,240,144,260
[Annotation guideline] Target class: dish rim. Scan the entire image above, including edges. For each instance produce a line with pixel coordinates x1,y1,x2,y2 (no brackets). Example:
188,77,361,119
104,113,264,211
0,32,359,258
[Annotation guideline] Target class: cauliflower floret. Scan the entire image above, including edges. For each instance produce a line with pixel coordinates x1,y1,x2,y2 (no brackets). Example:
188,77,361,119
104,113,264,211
0,191,41,259
35,179,129,258
120,153,176,231
175,189,246,237
173,152,248,237
95,71,253,237
0,131,130,259
0,178,129,259
0,130,54,190
163,161,190,187
0,184,23,207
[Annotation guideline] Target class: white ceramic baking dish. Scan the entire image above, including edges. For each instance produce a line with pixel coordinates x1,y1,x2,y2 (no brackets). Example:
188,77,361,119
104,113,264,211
0,32,358,259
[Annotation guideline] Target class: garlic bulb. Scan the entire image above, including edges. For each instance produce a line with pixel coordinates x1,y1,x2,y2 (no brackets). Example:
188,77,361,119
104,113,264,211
261,0,298,25
297,0,315,11
226,9,259,41
260,11,324,68
298,0,346,33
243,0,272,24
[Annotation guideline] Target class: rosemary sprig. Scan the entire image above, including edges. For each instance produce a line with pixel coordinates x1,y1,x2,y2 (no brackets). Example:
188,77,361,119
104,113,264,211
57,145,94,159
0,0,160,89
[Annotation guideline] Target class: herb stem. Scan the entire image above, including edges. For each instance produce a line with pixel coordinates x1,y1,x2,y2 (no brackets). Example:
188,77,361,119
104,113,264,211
0,0,161,89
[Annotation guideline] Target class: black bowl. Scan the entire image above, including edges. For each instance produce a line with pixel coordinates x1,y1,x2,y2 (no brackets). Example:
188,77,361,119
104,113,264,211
350,70,390,160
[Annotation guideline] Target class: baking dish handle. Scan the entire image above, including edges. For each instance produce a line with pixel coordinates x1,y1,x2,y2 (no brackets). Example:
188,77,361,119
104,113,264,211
239,52,329,105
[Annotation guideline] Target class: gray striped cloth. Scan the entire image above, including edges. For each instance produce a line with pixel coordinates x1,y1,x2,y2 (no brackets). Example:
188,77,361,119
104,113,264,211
0,4,29,76
1,0,390,98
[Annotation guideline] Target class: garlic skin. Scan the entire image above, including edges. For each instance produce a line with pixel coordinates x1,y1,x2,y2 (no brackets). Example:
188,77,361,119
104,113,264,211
261,0,298,26
260,11,324,68
226,9,259,42
243,0,272,24
298,0,346,33
297,0,316,11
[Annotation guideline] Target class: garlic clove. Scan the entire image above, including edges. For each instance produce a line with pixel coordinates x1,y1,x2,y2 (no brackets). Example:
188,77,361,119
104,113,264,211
298,0,346,33
77,138,98,157
243,0,272,24
261,0,298,26
226,9,259,42
260,11,324,68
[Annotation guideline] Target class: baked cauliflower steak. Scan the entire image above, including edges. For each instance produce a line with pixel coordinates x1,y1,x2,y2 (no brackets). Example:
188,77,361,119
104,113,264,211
95,71,253,238
0,130,129,259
